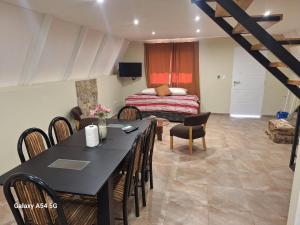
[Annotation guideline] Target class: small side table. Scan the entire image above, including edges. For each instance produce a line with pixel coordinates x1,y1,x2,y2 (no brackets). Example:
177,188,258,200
156,118,170,141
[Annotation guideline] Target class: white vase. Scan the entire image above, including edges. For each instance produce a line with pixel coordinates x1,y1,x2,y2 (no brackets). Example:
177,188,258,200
98,117,107,141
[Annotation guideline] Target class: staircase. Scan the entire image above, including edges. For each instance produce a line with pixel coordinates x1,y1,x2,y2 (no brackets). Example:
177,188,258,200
192,0,300,170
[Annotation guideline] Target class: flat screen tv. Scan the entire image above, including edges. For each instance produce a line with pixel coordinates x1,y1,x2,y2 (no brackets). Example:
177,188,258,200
119,62,142,78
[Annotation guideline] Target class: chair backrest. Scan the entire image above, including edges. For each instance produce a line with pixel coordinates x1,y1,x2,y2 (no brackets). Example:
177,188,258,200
184,112,211,127
141,120,157,173
48,117,73,145
147,120,157,163
117,106,142,121
17,128,51,163
4,173,67,225
70,106,83,121
123,133,143,201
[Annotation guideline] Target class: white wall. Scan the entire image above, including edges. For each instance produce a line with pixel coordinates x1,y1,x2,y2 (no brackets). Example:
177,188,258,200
120,42,147,98
0,81,77,174
199,38,235,113
122,38,289,115
0,1,128,174
97,75,124,114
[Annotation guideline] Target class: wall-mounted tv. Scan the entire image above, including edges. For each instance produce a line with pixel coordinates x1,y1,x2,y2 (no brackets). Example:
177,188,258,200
119,62,142,78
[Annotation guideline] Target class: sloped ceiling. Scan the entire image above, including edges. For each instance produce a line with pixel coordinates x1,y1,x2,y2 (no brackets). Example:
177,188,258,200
0,1,129,88
2,0,300,41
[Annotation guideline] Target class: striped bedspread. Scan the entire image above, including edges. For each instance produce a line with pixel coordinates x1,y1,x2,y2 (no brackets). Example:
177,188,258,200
125,94,200,115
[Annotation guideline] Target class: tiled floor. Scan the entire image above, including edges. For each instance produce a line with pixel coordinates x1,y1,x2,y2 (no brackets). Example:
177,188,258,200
0,114,294,225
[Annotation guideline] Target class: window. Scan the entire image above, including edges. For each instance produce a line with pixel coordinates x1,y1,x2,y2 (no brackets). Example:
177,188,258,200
145,42,199,96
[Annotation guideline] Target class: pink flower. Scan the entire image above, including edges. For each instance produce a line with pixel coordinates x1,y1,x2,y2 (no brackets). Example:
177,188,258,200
90,104,111,118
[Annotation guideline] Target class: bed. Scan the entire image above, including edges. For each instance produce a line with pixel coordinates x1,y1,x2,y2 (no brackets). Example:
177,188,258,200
125,94,200,122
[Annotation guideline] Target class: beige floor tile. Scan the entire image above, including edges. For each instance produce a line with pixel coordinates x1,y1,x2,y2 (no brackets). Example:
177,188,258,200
239,172,277,191
207,186,250,212
208,207,254,225
163,201,208,225
245,190,291,218
0,115,291,225
252,213,287,225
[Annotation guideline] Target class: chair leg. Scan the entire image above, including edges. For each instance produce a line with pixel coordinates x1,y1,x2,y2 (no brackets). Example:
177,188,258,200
134,184,140,217
170,135,173,149
149,161,154,189
202,137,207,150
189,127,193,154
123,202,128,225
141,172,147,207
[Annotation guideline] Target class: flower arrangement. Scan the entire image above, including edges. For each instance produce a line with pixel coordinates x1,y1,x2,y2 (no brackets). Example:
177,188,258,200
90,104,111,119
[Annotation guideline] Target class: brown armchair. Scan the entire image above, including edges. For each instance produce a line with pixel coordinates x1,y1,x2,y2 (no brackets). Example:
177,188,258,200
170,112,211,154
70,106,99,130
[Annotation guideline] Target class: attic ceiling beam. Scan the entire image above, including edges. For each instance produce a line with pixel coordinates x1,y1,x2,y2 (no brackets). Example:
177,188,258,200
63,26,88,80
106,39,128,75
19,14,53,85
89,34,107,78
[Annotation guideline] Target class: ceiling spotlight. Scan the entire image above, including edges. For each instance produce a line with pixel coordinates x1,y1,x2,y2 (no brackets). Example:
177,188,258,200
96,0,104,3
196,29,200,33
152,31,156,35
133,19,139,25
195,16,200,21
264,10,271,16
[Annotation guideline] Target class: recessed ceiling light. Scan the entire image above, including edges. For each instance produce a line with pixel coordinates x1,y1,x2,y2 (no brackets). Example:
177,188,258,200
152,31,156,35
264,10,271,16
195,16,200,21
196,29,200,33
133,19,139,25
96,0,104,3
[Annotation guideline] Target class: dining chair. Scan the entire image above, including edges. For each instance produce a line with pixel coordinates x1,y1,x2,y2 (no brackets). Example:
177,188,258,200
48,116,73,145
17,128,51,163
139,119,157,207
170,112,211,154
4,173,97,225
70,106,99,130
114,133,144,225
117,106,142,121
17,127,86,203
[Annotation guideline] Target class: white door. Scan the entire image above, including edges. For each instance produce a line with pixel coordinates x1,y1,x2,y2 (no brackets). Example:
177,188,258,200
230,47,266,117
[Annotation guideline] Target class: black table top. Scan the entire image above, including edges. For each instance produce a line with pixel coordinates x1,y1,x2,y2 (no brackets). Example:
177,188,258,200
0,119,150,196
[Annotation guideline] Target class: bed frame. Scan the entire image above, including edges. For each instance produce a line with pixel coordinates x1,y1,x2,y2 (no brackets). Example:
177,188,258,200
141,111,189,122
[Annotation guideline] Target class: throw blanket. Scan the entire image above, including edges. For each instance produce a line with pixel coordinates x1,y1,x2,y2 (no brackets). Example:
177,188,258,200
125,94,199,115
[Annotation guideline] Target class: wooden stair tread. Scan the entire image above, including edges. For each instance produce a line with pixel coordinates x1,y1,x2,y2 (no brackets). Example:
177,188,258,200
251,37,300,50
215,0,253,17
288,80,300,86
269,62,287,68
233,14,283,34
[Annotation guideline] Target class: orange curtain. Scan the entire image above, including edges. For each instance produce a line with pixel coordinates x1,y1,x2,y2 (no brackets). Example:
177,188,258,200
144,43,173,87
144,42,200,96
171,42,200,96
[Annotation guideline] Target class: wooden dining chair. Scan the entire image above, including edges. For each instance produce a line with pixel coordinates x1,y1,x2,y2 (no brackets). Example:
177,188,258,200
139,119,157,207
70,106,99,130
170,112,211,154
4,173,97,225
17,128,51,163
18,126,87,204
48,116,73,145
117,106,142,121
114,133,144,225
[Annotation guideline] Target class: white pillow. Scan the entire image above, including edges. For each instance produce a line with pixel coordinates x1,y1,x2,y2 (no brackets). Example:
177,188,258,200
169,88,188,95
141,88,156,95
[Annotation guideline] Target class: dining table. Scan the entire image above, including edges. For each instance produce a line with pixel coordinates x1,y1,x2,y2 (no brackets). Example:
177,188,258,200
0,119,150,225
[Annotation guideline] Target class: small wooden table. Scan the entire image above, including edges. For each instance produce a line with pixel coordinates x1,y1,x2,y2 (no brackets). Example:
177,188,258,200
156,118,170,141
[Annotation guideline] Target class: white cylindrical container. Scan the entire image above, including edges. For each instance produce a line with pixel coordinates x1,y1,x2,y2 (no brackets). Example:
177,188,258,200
85,125,99,147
